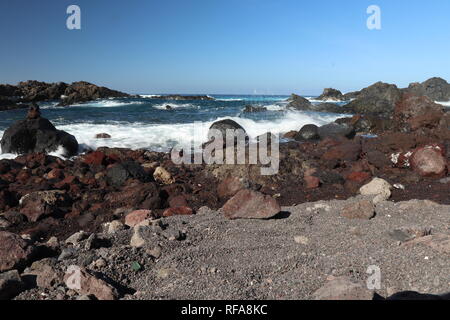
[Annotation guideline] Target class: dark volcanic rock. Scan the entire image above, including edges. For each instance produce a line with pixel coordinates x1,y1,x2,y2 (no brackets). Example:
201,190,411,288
59,81,129,106
343,82,402,116
313,103,348,114
0,231,35,272
18,80,68,102
318,123,356,140
286,94,313,110
208,119,248,145
405,77,450,101
106,161,150,187
149,95,214,101
295,124,320,141
317,88,344,101
0,109,78,157
0,270,25,300
242,105,267,113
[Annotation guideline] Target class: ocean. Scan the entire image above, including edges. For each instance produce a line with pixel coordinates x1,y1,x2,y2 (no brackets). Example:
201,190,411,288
1,94,447,159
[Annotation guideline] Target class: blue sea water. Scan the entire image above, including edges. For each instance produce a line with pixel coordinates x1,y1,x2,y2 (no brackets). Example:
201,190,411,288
0,94,350,156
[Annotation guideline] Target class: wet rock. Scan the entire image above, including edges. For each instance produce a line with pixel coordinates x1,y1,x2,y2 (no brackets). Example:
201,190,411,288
207,119,248,146
153,167,175,185
242,105,267,113
0,270,25,300
343,81,402,117
95,133,111,139
0,231,35,272
286,94,313,110
19,190,71,222
59,81,129,106
221,189,281,220
410,145,447,178
295,124,320,141
0,113,79,157
359,178,392,204
162,206,194,217
318,123,356,140
317,88,344,101
313,276,374,300
125,210,154,227
341,199,375,220
63,266,119,300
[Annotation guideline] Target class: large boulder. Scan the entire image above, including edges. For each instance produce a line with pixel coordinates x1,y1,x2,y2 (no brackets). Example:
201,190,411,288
286,94,313,110
59,81,129,106
17,80,68,102
404,77,450,101
221,189,281,220
0,231,35,272
0,108,78,157
343,82,402,117
394,93,444,131
317,88,344,101
208,119,248,146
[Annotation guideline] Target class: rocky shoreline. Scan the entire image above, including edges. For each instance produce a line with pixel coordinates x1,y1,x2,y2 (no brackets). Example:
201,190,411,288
0,78,449,300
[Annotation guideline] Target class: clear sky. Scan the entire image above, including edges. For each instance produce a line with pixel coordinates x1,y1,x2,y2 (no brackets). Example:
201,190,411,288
1,0,450,95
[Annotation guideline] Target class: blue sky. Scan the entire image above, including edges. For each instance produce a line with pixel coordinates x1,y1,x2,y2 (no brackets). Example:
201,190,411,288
1,0,449,95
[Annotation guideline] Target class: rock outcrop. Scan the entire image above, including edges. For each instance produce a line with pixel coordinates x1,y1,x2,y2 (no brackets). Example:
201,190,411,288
317,88,344,101
343,82,402,117
0,105,79,156
404,77,450,101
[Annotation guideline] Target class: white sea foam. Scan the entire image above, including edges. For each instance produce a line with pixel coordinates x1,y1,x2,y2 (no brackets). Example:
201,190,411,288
152,103,198,110
52,111,343,153
71,100,146,108
216,98,244,101
436,101,450,107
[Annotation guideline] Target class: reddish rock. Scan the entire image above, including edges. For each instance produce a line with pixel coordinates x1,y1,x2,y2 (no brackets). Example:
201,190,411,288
304,175,320,189
0,231,35,272
394,94,444,131
168,194,189,208
221,189,281,220
322,141,361,162
64,266,119,300
47,168,63,180
83,151,106,166
410,145,447,178
217,176,247,199
346,172,371,183
163,206,194,217
19,190,71,222
124,209,154,227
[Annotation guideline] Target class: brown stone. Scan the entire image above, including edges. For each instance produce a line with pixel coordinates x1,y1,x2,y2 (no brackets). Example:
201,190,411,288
0,231,34,272
410,145,447,178
124,209,153,227
221,189,281,220
163,206,194,217
341,199,375,220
